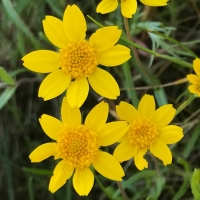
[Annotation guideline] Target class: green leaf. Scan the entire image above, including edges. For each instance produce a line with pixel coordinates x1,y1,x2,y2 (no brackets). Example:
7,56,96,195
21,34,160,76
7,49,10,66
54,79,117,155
146,196,157,200
121,63,139,107
176,95,196,115
191,169,200,200
147,29,198,58
0,87,16,109
23,167,52,176
153,176,166,198
183,124,200,158
105,186,123,200
2,0,41,49
113,170,157,198
0,67,15,84
154,89,168,106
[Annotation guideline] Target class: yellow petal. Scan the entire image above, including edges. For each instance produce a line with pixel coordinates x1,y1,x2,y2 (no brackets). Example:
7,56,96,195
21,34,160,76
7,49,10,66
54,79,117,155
54,160,67,174
188,84,199,95
29,143,56,162
22,50,60,73
116,101,139,123
73,168,94,196
153,104,176,128
92,151,124,181
63,5,86,42
85,101,108,131
67,77,89,108
140,0,168,6
49,160,74,193
121,0,137,18
150,140,172,165
118,133,129,142
88,67,120,99
193,58,200,76
138,94,155,118
61,97,81,126
39,114,64,140
89,26,121,52
114,141,138,162
98,44,131,66
159,125,184,144
38,69,71,100
96,0,118,14
43,16,68,48
97,121,128,146
187,74,200,84
134,148,148,170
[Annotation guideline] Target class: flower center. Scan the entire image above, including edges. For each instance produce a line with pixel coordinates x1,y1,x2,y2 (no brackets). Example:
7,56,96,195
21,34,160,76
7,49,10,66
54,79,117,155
56,125,99,169
128,117,159,148
59,40,98,79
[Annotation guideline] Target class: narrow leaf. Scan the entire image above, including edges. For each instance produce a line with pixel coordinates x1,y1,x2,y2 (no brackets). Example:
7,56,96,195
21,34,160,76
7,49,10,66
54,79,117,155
191,169,200,200
0,67,15,84
0,87,16,109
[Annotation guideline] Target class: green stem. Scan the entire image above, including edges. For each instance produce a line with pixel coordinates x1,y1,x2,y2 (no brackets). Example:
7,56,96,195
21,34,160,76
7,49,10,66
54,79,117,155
116,182,130,200
94,174,113,200
123,17,158,86
121,37,193,68
176,95,196,115
123,17,140,65
87,15,193,69
136,28,198,58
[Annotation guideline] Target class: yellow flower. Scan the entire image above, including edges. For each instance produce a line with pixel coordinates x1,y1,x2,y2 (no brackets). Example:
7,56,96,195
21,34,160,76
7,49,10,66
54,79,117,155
29,97,128,195
22,5,131,108
97,0,169,18
113,94,183,170
187,58,200,96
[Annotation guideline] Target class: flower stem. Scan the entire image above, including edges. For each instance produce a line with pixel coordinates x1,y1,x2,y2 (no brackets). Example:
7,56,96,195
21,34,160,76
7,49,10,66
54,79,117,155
87,15,193,69
120,36,192,68
116,181,130,200
94,173,113,200
123,17,140,65
176,95,197,115
121,17,158,86
123,17,159,86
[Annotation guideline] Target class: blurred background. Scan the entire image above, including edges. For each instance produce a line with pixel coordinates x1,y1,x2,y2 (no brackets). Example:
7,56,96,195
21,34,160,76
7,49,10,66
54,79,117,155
0,0,200,199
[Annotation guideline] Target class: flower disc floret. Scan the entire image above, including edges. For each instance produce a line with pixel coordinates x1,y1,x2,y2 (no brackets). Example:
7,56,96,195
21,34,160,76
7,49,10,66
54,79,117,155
22,4,131,107
128,117,158,148
60,40,98,79
29,99,127,196
56,125,99,169
114,94,184,171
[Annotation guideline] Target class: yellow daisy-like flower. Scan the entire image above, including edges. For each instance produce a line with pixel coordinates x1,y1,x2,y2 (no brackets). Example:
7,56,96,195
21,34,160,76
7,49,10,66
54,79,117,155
187,58,200,96
97,0,169,18
29,97,128,195
113,94,183,170
22,5,131,108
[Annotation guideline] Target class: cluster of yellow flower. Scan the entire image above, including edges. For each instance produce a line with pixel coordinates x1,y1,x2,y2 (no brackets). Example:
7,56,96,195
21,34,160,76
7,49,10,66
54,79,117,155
21,1,200,196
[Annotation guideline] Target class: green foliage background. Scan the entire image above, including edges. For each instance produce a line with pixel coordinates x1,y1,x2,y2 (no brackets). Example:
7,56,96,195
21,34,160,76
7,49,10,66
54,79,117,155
0,0,200,199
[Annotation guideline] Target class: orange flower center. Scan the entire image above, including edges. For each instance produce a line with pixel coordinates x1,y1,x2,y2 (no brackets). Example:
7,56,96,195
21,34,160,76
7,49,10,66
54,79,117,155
59,40,98,79
128,117,159,148
56,125,99,169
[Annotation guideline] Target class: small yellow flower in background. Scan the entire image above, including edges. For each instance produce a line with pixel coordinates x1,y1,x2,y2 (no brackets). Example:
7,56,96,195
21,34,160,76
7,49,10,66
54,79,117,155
113,94,183,170
187,58,200,96
22,5,131,108
29,97,128,195
97,0,169,18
